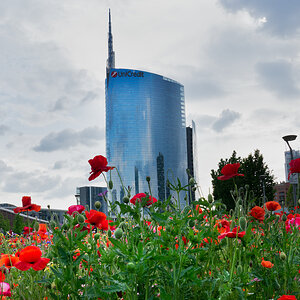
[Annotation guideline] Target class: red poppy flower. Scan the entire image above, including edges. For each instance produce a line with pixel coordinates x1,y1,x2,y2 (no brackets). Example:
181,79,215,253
13,196,41,214
217,163,244,181
250,206,265,221
23,227,33,235
195,205,203,214
261,258,273,268
85,210,107,228
288,158,300,180
218,226,245,239
88,155,114,181
130,193,158,207
0,254,19,269
67,205,85,216
278,296,297,300
99,219,115,231
15,246,50,271
265,201,281,211
0,271,5,282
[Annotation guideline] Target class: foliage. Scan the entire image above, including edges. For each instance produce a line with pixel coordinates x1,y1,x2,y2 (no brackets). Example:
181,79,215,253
0,212,10,232
12,214,25,234
211,149,275,210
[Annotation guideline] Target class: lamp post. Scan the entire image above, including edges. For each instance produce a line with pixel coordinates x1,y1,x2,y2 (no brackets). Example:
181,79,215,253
260,175,267,205
282,135,297,207
75,193,80,205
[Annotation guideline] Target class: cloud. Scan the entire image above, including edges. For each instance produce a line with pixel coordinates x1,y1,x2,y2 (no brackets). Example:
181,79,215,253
33,126,104,152
0,125,9,135
0,160,13,174
212,109,241,132
256,60,300,99
219,0,300,36
53,160,67,169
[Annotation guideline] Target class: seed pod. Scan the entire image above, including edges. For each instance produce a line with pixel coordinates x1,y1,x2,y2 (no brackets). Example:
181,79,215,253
77,214,85,224
127,262,135,271
109,180,113,190
146,176,151,182
114,228,123,239
208,194,213,203
189,178,196,185
239,217,247,231
122,196,129,204
192,187,197,192
279,252,286,260
95,201,101,210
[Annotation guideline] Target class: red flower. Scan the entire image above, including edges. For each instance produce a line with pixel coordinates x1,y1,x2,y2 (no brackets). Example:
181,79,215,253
218,227,245,240
265,201,281,211
0,254,19,269
217,163,244,181
278,296,297,300
0,271,5,282
261,258,274,268
99,219,115,231
88,155,114,181
195,205,203,214
250,206,265,221
288,158,300,180
37,224,47,235
85,210,107,228
13,196,41,214
130,193,158,207
67,205,85,216
23,226,33,235
15,246,50,271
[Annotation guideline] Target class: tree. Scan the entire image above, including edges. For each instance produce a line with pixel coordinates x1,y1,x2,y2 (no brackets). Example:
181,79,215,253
12,213,25,234
0,213,10,232
211,150,275,211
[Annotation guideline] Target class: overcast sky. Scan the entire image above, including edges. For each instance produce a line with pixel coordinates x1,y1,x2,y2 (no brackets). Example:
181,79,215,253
1,0,299,209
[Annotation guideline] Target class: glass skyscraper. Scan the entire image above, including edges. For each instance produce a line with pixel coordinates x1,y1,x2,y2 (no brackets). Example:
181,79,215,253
105,11,188,206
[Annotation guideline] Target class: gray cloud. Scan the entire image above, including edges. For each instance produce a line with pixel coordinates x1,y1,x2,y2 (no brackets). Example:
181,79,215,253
0,160,13,174
256,60,300,99
53,160,67,169
0,125,9,135
212,109,241,132
219,0,300,36
33,126,104,152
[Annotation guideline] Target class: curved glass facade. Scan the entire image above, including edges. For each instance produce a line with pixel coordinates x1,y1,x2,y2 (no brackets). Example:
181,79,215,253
106,68,187,206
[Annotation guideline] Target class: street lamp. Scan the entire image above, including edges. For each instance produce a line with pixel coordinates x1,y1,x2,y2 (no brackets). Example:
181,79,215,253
259,175,267,204
282,134,297,207
75,193,80,205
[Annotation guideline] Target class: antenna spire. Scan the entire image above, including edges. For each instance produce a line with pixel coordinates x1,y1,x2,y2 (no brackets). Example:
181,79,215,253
107,9,115,70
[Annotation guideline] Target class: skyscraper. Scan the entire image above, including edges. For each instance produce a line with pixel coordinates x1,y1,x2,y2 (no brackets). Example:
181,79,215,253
105,12,188,207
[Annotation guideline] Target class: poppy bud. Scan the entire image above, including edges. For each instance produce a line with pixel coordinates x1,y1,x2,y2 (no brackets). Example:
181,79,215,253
279,252,286,260
77,214,85,224
127,262,136,271
95,201,101,210
114,228,123,239
146,176,151,182
239,217,247,231
47,205,50,209
62,222,69,231
249,260,253,268
208,194,213,203
189,178,196,185
94,233,100,240
122,196,129,204
282,214,287,221
236,265,243,275
108,180,113,190
108,230,112,238
192,187,197,192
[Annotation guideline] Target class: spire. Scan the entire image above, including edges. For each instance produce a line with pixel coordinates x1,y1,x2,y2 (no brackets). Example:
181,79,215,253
107,9,115,70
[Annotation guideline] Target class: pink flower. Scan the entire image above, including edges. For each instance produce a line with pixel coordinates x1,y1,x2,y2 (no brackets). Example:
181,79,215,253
0,282,11,297
67,205,85,216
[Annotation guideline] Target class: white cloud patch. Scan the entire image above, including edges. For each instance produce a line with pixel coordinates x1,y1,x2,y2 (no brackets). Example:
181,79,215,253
212,109,241,132
33,126,104,152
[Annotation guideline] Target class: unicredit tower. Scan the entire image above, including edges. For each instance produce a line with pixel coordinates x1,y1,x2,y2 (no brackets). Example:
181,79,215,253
105,10,188,205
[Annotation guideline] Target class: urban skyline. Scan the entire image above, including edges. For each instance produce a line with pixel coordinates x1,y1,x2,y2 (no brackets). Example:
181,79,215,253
0,1,299,209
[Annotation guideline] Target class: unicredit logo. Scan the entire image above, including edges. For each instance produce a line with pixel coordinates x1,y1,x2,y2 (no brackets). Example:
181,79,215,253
111,70,144,78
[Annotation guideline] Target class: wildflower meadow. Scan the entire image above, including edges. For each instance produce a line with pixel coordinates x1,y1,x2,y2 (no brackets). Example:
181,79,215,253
0,155,299,299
